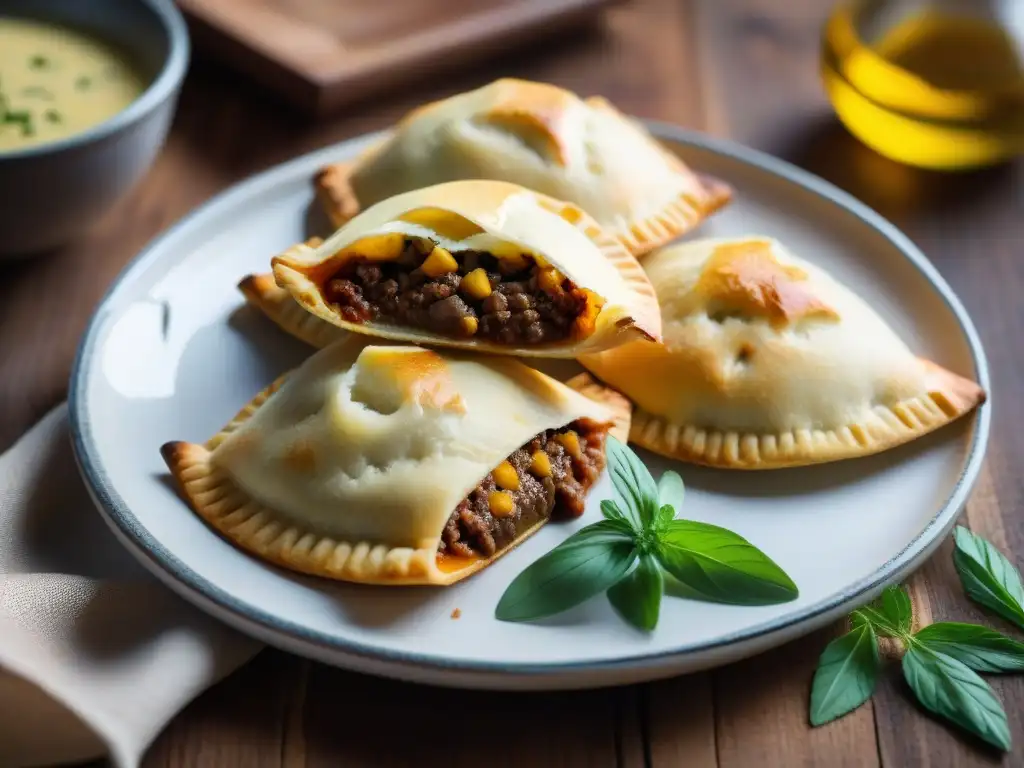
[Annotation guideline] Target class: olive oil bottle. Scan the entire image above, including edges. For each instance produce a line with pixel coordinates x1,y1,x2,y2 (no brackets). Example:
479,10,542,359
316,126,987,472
821,0,1024,170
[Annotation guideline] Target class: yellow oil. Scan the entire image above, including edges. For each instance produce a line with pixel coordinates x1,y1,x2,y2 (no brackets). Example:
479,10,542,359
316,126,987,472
821,3,1024,169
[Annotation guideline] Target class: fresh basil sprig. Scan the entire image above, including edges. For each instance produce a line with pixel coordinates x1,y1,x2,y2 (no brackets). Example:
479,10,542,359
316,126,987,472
913,623,1024,673
495,436,798,630
953,526,1024,630
809,620,879,726
811,541,1024,753
903,644,1011,751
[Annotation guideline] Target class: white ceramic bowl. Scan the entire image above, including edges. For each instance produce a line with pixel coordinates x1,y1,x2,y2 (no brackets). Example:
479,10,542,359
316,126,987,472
0,0,189,257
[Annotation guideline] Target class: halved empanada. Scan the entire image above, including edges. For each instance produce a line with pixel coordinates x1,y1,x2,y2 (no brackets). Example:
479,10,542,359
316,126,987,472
235,273,634,441
161,337,631,585
579,236,986,469
238,237,348,349
313,78,731,257
271,179,661,357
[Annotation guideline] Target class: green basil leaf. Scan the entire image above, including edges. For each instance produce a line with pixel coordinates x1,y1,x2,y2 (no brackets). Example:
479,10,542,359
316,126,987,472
657,470,685,513
593,514,636,538
606,435,658,532
600,499,626,523
495,523,637,622
902,645,1011,751
809,623,880,726
851,585,913,637
878,584,913,633
914,622,1024,673
556,518,636,546
607,551,663,631
655,519,798,605
655,503,676,529
953,527,1024,630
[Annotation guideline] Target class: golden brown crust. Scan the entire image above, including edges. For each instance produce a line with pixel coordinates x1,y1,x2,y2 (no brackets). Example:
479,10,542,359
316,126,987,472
160,378,551,586
579,235,986,469
237,267,346,350
162,439,533,585
694,239,839,328
478,102,569,167
627,367,984,470
564,372,632,444
313,157,733,258
533,197,663,344
311,84,733,257
204,372,289,451
160,350,633,584
582,97,733,257
274,181,663,357
313,163,360,228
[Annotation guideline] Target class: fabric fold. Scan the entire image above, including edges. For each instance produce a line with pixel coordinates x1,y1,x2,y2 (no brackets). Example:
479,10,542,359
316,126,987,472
0,405,261,768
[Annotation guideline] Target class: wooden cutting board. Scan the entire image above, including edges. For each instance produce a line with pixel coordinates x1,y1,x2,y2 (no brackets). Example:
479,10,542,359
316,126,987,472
176,0,619,116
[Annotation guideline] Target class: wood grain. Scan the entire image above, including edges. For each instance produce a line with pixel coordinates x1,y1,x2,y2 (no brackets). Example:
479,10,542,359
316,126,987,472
302,670,640,767
177,0,618,114
0,0,1021,765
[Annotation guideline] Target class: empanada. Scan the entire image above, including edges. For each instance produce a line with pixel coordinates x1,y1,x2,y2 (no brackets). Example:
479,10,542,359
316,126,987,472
271,179,661,357
238,272,347,349
161,337,631,585
579,236,986,469
313,78,731,257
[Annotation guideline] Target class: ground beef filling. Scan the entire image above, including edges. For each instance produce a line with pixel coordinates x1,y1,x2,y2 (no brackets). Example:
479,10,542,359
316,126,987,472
321,239,595,345
439,423,607,559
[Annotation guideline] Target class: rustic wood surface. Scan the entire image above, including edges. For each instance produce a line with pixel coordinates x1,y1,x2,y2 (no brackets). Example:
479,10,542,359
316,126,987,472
1,0,1021,764
177,0,618,115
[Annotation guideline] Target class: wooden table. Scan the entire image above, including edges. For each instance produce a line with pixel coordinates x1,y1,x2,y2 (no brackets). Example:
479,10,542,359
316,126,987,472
2,0,1022,764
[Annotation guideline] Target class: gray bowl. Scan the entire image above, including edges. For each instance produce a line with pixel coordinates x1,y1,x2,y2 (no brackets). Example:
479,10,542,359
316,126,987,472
0,0,189,257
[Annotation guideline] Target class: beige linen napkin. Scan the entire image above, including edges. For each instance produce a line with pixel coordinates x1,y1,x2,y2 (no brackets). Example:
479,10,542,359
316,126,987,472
0,404,262,768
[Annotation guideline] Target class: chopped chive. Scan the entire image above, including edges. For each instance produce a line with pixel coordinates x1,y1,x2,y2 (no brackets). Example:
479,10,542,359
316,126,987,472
44,109,62,124
75,76,92,91
28,55,50,70
2,111,35,136
21,85,54,100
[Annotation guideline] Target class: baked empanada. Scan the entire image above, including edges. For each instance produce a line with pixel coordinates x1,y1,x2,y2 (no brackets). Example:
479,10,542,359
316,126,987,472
579,236,986,469
238,272,348,349
313,78,731,257
272,180,661,357
238,237,349,349
161,337,631,585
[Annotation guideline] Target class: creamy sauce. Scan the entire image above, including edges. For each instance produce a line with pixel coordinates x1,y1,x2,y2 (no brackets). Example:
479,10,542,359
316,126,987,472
0,17,148,152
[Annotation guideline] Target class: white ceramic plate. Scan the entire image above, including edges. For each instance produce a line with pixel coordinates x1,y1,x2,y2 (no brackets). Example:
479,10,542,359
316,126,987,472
69,124,990,691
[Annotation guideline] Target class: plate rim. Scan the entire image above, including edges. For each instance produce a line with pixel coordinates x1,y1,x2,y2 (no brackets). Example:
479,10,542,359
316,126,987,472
67,122,992,679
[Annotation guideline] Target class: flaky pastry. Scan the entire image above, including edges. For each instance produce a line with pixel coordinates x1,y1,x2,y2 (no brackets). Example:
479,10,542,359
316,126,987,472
272,179,661,358
579,236,986,469
162,337,631,585
313,78,731,256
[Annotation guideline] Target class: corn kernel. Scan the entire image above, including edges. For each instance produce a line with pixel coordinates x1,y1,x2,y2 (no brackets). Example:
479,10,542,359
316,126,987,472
556,430,581,459
488,490,515,517
498,253,530,274
460,268,492,301
420,246,459,278
571,292,605,339
459,316,479,336
493,460,520,491
537,266,564,293
351,233,405,260
530,450,552,477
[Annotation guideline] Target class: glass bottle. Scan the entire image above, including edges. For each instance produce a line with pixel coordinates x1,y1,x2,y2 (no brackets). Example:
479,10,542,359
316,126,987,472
821,0,1024,170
